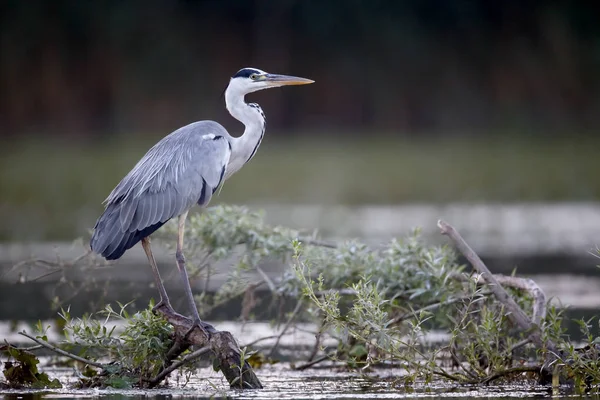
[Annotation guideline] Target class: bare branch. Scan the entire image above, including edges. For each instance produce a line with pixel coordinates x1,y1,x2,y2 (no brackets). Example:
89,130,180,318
269,299,303,358
149,345,211,387
481,274,546,325
437,220,557,353
302,238,338,249
242,335,281,348
293,351,336,371
450,272,547,326
18,331,105,369
510,338,532,353
256,265,276,293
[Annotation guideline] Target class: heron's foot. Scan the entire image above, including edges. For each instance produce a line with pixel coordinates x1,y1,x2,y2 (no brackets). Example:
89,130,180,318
152,299,173,314
184,318,215,340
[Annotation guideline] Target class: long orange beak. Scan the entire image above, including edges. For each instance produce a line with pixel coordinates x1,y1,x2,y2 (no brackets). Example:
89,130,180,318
265,74,315,86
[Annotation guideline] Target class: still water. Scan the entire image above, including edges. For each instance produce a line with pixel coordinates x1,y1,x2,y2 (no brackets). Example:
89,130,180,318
0,363,578,400
1,273,599,399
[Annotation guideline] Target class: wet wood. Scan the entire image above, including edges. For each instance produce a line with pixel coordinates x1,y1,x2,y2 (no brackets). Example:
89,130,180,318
153,302,263,389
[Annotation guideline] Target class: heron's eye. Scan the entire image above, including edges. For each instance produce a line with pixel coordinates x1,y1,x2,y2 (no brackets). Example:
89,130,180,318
250,74,258,80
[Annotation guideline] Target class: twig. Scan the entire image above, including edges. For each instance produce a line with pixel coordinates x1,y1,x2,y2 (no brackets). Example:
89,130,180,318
307,323,324,362
30,269,61,282
437,220,557,353
149,346,211,387
314,288,357,296
5,250,93,282
67,250,93,267
21,345,44,352
269,299,303,357
303,238,338,249
242,335,282,348
510,338,532,353
293,351,336,371
256,265,276,293
18,331,105,369
431,367,467,382
448,345,479,379
390,293,491,325
1,341,44,352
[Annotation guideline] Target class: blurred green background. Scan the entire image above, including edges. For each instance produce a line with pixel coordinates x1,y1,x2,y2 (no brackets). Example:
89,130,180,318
1,1,599,241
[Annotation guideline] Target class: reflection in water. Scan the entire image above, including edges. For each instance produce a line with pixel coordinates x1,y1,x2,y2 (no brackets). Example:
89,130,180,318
2,395,177,400
0,364,587,400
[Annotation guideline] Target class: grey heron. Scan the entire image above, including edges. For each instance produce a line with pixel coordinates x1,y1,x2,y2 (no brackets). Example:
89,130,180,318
90,67,314,333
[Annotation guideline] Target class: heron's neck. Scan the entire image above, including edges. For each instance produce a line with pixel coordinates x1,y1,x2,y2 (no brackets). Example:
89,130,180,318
225,90,266,177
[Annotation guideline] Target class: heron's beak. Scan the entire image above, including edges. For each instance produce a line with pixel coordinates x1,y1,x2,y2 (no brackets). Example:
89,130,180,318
264,74,315,86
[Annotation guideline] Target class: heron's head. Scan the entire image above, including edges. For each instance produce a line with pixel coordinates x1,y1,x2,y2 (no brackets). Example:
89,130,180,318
228,67,314,95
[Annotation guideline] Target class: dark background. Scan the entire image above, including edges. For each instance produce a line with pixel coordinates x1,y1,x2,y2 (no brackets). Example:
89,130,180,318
1,0,599,241
2,0,598,137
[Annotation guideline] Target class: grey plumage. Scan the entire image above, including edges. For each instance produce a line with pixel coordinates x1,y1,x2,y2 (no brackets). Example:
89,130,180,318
90,121,231,260
88,67,313,335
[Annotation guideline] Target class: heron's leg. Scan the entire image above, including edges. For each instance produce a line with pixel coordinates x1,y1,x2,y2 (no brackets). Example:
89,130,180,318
141,237,171,309
176,211,214,335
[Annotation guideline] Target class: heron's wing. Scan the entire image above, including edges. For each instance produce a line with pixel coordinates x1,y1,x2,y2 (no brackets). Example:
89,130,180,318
106,121,232,233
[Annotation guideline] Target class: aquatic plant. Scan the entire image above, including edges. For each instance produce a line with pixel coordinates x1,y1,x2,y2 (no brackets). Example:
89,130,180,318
2,205,600,393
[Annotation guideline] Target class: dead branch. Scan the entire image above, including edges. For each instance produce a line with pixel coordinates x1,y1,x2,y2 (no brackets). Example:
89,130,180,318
448,345,479,380
483,274,546,325
450,272,547,325
269,299,303,358
17,331,105,369
437,220,557,354
307,321,324,363
153,302,263,389
242,335,281,348
303,238,338,249
149,345,211,387
293,351,335,371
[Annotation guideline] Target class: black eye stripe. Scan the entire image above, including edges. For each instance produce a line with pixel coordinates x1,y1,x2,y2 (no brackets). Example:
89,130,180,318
232,68,262,79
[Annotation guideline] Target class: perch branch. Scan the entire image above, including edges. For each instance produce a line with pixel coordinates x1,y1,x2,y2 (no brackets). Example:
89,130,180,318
153,302,263,389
